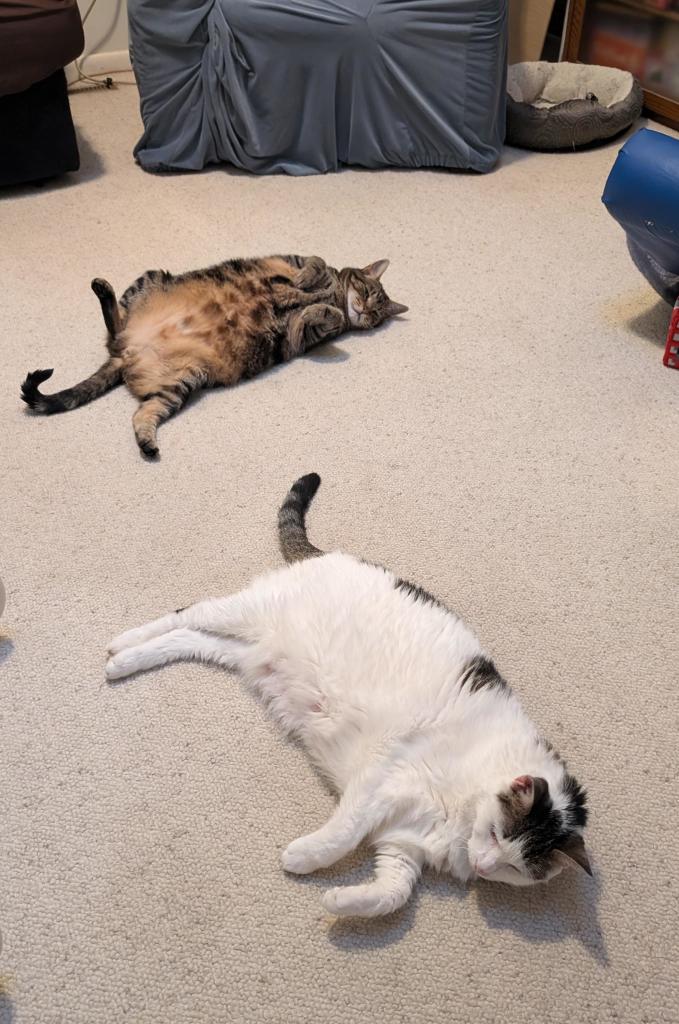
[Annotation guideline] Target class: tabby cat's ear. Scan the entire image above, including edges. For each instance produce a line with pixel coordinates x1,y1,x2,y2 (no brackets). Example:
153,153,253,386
553,835,593,877
386,301,409,317
362,259,390,280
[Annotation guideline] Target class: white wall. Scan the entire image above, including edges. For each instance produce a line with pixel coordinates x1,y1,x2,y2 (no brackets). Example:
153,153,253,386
69,0,130,78
78,0,129,55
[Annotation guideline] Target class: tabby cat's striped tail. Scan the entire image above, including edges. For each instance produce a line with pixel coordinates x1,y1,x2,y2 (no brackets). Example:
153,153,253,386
278,473,324,563
20,358,123,415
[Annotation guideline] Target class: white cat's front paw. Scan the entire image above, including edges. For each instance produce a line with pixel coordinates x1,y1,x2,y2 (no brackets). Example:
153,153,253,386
281,839,322,875
105,651,140,681
108,627,147,655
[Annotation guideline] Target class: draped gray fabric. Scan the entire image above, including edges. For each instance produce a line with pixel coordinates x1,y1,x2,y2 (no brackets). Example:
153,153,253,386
129,0,507,175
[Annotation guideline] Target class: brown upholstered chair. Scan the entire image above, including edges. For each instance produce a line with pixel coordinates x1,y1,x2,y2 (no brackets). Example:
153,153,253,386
0,0,84,186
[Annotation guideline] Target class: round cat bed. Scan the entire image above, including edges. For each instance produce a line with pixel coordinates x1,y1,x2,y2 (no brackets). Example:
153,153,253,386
506,62,643,151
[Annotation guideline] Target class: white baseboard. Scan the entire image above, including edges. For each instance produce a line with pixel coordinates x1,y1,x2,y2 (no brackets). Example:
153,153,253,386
66,49,132,86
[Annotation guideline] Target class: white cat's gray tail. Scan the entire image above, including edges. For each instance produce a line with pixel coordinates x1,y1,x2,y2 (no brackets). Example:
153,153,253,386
278,473,324,563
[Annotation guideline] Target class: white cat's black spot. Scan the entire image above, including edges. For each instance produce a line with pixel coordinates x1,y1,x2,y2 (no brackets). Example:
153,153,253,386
460,655,509,695
394,578,447,610
562,773,588,829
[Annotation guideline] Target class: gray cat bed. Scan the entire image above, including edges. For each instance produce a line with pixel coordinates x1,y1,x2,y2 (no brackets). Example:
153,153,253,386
506,62,643,151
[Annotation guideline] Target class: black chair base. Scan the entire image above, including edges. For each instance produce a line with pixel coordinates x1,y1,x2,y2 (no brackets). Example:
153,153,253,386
0,69,79,187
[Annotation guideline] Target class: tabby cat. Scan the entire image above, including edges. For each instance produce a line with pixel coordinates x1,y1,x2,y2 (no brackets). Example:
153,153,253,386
106,474,592,918
21,256,407,457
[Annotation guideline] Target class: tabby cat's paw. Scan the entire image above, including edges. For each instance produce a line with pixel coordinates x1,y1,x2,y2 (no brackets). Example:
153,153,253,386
138,440,160,459
91,278,114,300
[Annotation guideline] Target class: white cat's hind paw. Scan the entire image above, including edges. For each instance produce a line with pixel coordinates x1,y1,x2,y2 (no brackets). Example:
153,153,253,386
323,886,368,917
107,627,149,655
105,651,141,681
322,885,400,919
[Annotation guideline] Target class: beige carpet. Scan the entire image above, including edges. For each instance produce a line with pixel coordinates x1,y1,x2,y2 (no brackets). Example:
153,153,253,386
1,84,678,1024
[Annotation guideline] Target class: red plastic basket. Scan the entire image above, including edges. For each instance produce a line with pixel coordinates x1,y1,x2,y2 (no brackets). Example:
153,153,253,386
664,299,679,370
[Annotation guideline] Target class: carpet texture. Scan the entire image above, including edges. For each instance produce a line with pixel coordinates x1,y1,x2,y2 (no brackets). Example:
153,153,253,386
1,85,678,1024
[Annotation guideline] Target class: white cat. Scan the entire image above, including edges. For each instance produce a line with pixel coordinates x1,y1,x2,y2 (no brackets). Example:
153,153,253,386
106,474,591,918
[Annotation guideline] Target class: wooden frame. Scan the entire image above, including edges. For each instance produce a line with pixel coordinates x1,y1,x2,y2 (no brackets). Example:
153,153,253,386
562,0,679,129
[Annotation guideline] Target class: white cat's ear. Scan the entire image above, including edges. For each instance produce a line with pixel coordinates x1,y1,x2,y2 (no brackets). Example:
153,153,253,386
362,259,390,280
510,775,534,811
553,835,593,877
510,775,548,812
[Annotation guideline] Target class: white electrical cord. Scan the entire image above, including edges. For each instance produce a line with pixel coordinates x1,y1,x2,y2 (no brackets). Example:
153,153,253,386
70,0,135,92
81,0,98,24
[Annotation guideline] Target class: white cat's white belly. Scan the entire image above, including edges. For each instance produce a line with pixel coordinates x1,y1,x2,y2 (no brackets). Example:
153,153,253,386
240,554,481,700
224,552,484,787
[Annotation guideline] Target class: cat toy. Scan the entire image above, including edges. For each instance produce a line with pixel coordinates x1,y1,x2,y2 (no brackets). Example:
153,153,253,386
664,298,679,370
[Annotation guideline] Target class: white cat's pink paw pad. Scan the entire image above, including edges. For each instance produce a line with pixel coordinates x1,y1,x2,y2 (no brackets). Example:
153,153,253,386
281,840,320,875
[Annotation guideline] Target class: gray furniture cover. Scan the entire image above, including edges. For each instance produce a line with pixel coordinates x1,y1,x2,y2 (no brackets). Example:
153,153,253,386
129,0,507,176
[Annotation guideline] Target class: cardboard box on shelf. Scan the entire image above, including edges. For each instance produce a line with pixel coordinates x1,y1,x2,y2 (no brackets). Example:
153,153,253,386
508,0,556,63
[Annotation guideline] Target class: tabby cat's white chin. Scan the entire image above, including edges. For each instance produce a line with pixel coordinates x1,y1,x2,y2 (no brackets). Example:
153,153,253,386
107,474,591,918
346,285,362,326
